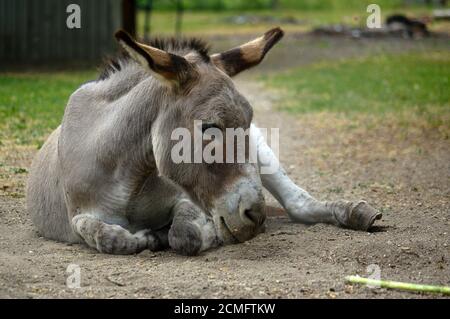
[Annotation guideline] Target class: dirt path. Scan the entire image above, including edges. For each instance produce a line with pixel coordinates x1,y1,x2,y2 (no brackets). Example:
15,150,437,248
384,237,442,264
0,78,449,298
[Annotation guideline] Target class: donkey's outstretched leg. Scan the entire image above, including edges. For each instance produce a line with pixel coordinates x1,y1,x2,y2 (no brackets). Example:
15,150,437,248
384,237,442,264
71,213,165,254
168,199,221,256
251,124,381,231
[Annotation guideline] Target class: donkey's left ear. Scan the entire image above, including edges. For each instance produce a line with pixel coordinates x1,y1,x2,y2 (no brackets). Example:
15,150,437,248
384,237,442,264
211,27,284,77
114,30,196,86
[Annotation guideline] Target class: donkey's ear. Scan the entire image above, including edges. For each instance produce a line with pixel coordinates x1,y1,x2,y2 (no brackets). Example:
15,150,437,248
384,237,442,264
211,27,284,77
114,30,195,85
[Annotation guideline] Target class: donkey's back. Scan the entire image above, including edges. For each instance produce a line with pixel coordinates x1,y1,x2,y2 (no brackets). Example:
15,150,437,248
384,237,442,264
27,126,81,243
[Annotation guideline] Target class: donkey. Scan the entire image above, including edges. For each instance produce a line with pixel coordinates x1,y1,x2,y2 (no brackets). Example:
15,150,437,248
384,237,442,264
26,28,381,256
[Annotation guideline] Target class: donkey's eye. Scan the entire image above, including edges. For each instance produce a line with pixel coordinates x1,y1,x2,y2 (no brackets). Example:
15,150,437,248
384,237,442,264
201,123,221,133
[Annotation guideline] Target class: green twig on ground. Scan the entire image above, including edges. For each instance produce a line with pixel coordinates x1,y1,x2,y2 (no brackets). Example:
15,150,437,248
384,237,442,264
345,275,450,296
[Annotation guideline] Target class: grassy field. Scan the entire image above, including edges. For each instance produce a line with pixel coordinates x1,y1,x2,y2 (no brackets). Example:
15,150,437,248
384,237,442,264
136,6,447,36
1,50,448,147
0,71,96,146
263,52,450,135
142,0,407,11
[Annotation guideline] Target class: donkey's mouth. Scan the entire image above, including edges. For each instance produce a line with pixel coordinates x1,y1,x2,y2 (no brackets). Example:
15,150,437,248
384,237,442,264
219,217,240,244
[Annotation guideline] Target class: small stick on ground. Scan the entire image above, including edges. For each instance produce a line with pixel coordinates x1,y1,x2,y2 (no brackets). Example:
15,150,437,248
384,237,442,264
345,276,450,296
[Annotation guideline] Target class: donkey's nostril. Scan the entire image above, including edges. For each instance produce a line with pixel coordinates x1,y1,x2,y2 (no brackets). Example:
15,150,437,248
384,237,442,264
244,209,264,227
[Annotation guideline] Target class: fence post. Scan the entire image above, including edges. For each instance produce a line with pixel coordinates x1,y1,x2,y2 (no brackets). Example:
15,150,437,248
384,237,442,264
122,0,136,37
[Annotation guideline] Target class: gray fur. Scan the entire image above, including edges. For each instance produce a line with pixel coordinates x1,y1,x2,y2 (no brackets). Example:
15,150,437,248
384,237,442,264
26,31,275,255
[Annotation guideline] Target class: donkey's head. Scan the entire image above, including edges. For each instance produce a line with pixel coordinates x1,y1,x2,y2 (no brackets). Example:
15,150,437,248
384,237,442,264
115,28,284,244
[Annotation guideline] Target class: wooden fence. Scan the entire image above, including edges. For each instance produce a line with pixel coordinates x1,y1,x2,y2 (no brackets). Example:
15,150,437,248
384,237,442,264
0,0,134,67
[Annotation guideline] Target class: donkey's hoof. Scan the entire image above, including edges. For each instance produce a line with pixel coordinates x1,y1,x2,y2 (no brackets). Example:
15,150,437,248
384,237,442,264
347,201,382,231
168,223,202,256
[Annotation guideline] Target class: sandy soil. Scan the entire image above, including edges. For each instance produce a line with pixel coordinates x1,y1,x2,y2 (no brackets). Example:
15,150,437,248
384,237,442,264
0,36,449,299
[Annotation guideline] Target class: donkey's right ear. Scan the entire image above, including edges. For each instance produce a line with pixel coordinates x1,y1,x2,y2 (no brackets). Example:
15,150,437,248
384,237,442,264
114,30,195,86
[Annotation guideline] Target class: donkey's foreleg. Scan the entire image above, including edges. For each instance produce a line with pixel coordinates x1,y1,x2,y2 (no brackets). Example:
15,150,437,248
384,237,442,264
71,213,163,254
251,124,381,231
168,199,221,256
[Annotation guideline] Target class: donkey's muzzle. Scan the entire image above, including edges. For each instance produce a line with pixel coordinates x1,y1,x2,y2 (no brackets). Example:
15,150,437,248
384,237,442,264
212,166,266,244
243,207,266,228
217,202,266,244
240,200,266,229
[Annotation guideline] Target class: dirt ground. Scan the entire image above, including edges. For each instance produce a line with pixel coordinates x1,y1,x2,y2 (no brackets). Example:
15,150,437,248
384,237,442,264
0,35,449,299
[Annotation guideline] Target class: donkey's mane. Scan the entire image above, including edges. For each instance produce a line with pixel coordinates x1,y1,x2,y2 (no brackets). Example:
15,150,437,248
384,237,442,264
148,37,210,59
98,37,210,80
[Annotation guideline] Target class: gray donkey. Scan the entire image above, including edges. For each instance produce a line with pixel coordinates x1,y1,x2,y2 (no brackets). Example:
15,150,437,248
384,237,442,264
26,28,381,256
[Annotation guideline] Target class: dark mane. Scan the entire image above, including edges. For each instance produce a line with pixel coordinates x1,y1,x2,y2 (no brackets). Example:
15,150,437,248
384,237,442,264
98,36,210,80
98,51,129,81
148,37,210,60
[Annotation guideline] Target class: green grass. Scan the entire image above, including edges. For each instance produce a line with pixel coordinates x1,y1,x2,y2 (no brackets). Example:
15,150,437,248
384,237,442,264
0,71,96,145
275,0,406,10
136,6,441,36
1,52,448,147
263,52,450,129
139,0,408,11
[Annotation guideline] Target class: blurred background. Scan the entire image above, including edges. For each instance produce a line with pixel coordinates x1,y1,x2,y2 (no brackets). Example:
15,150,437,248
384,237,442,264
0,0,448,145
1,0,449,66
0,0,448,146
